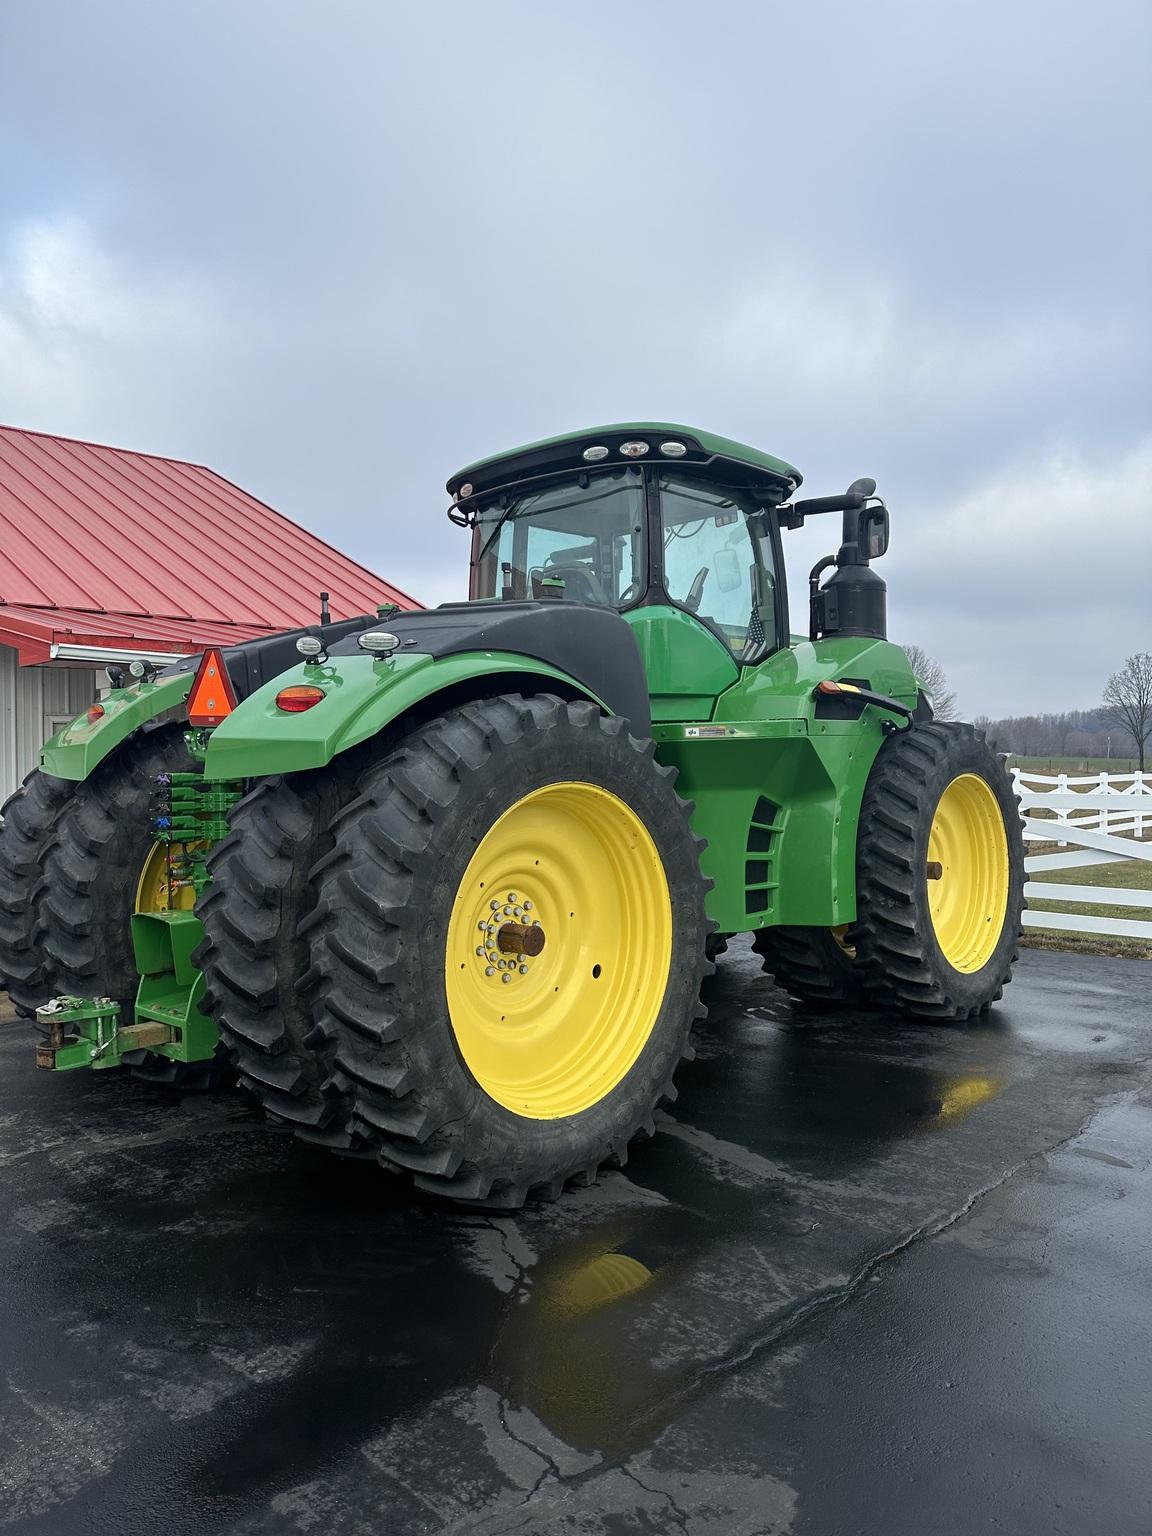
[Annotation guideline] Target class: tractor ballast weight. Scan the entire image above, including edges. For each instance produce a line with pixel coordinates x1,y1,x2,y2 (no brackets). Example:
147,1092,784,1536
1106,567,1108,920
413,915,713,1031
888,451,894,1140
0,421,1025,1208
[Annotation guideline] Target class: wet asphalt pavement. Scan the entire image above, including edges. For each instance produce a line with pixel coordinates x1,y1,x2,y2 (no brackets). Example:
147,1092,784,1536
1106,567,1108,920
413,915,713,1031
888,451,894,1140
1,943,1149,1536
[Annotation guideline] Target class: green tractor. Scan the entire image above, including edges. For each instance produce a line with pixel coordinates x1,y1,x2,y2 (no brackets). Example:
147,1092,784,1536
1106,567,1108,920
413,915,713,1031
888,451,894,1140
0,423,1025,1206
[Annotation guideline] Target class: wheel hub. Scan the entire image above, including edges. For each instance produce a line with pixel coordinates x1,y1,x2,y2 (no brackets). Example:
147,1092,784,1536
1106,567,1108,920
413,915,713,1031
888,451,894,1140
470,892,546,984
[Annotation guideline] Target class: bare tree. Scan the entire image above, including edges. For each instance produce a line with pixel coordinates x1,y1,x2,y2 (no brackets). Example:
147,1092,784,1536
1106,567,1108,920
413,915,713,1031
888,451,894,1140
901,643,958,722
1102,652,1152,772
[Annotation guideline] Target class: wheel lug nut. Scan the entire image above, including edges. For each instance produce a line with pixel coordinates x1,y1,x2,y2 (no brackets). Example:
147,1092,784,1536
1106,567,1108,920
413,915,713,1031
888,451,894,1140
477,921,488,932
485,967,495,976
490,900,501,911
508,892,517,902
514,906,523,917
501,973,512,984
523,900,533,911
519,965,529,975
475,947,485,957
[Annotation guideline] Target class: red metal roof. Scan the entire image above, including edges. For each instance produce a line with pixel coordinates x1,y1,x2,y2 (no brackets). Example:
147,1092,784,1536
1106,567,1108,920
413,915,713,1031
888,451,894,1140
0,604,299,666
0,423,419,664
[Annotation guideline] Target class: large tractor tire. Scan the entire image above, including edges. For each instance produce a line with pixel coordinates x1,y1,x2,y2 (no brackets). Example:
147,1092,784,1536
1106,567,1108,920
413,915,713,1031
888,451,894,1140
195,770,359,1140
228,693,711,1208
850,722,1024,1019
0,726,193,1019
752,925,867,1007
0,770,76,1014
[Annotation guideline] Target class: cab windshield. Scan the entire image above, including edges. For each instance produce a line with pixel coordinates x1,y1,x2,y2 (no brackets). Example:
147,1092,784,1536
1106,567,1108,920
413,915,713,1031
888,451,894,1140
468,464,779,660
471,468,644,607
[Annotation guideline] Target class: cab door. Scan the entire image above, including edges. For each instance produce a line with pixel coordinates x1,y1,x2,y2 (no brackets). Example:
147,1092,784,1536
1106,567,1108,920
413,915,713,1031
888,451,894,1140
623,471,780,721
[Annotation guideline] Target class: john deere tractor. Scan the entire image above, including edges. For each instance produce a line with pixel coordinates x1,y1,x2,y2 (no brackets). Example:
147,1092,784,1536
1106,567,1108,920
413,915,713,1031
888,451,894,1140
0,424,1025,1206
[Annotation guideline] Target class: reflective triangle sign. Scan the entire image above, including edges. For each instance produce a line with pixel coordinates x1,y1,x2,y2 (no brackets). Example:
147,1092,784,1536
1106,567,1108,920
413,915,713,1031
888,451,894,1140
187,648,238,727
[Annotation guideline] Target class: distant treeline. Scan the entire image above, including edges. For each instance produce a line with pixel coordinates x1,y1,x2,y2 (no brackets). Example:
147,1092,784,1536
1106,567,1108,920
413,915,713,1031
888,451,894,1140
972,708,1139,760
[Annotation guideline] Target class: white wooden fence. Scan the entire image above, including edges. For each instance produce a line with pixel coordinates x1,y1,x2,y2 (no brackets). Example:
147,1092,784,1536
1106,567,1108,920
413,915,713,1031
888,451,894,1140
1011,768,1152,941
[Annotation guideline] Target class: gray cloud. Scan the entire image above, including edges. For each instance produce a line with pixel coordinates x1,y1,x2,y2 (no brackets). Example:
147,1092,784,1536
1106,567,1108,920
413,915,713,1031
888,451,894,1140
1,0,1148,714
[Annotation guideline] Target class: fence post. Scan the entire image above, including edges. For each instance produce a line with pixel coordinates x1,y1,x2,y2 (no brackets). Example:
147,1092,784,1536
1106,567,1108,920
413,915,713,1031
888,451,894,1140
1097,770,1110,837
1056,771,1068,846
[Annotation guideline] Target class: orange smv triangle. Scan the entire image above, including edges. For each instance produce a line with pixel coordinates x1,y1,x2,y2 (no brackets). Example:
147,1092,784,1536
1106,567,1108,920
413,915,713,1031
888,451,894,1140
187,648,239,728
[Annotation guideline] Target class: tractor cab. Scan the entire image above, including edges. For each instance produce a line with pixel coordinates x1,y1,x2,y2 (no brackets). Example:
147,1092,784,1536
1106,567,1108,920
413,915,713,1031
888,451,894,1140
451,426,795,665
448,423,892,678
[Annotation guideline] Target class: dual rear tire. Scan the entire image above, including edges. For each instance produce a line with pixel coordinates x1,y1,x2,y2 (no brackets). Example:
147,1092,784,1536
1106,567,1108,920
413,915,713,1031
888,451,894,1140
0,725,193,1018
197,694,712,1207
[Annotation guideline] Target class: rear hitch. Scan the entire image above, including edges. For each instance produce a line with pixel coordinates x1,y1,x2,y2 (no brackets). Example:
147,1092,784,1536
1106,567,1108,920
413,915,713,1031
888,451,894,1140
32,908,216,1073
34,996,174,1071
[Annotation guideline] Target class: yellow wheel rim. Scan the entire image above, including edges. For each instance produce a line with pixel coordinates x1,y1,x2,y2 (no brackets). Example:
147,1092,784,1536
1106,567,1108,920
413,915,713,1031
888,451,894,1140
830,924,856,959
444,782,672,1119
927,773,1010,973
135,840,206,914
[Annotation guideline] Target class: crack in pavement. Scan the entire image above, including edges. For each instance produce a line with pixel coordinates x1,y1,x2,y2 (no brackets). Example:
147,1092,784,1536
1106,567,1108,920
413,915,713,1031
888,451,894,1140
486,1217,529,1288
496,1395,562,1486
0,1114,256,1168
608,1096,1120,1449
444,1095,1142,1534
620,1463,692,1535
440,1424,557,1536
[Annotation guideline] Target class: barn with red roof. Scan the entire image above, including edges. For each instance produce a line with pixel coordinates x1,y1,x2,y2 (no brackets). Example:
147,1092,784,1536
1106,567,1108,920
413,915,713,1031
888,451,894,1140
0,424,418,806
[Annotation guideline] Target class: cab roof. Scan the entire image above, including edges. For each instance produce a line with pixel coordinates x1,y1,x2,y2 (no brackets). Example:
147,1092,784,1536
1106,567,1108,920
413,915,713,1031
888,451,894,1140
446,423,802,501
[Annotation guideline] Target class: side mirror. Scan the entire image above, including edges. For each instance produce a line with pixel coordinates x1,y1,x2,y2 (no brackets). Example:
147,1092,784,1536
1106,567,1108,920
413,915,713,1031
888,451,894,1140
859,506,889,559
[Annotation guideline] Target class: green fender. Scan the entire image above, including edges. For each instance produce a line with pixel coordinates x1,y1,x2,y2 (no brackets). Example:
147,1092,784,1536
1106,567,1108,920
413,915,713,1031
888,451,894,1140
39,673,194,782
201,650,611,780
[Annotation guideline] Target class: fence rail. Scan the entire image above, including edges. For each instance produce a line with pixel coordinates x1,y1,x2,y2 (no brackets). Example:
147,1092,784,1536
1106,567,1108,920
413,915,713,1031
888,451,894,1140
1011,768,1152,941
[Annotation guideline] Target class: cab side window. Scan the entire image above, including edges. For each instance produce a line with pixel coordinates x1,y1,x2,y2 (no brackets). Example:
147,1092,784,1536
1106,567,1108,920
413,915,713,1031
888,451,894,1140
659,475,775,655
479,470,644,607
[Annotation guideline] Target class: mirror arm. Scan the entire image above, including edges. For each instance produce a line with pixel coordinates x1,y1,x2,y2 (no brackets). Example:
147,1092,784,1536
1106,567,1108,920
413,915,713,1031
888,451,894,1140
808,554,838,642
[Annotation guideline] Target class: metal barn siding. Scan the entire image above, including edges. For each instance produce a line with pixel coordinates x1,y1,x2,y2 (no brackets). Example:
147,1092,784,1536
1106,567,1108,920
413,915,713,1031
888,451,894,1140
0,646,95,811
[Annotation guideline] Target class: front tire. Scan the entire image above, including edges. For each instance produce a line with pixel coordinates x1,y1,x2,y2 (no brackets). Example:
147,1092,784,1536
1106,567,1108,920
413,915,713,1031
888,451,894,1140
850,722,1024,1019
306,694,711,1207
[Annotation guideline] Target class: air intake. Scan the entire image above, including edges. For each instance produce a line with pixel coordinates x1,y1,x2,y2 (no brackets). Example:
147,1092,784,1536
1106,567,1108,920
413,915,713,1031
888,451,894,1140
745,796,781,916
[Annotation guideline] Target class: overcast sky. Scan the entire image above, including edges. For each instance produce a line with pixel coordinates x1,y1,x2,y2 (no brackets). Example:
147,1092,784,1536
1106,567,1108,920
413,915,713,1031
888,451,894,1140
1,0,1148,716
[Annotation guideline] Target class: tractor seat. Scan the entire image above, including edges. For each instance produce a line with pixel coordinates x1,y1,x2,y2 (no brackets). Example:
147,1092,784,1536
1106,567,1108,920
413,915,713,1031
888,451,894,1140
532,562,609,606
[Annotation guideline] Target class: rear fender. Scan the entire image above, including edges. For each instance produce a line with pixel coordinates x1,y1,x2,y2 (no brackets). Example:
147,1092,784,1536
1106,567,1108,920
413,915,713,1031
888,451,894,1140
35,613,384,784
201,651,610,779
38,673,193,782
